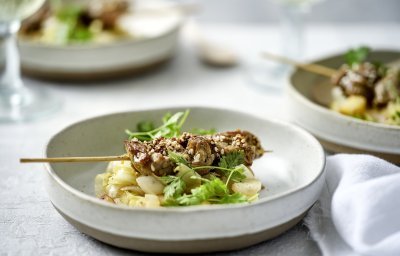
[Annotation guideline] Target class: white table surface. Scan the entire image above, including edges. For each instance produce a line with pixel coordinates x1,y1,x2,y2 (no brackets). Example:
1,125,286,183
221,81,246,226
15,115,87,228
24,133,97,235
1,23,399,255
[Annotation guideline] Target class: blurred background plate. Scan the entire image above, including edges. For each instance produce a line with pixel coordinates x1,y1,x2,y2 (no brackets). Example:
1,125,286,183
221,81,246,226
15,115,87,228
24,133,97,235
18,0,183,81
288,50,400,163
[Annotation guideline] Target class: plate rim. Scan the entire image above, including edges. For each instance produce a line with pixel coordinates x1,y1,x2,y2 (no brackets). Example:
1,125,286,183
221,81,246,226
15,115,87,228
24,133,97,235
19,24,182,51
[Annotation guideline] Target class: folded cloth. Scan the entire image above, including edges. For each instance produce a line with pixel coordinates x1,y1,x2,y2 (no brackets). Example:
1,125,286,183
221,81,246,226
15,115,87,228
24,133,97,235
305,154,400,256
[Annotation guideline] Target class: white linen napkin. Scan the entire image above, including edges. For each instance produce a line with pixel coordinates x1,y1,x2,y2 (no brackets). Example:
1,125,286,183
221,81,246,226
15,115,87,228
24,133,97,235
305,154,400,256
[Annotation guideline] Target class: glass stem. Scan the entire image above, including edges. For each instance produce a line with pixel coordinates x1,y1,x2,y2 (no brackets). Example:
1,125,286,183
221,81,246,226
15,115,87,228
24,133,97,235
279,5,304,60
1,21,23,91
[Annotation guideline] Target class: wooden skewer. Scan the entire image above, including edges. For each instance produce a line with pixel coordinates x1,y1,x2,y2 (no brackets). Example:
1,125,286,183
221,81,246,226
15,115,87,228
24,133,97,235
20,150,273,164
261,52,337,77
20,155,130,163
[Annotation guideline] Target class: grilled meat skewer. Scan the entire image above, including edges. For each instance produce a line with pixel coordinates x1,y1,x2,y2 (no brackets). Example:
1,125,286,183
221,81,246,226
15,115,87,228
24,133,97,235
20,130,265,174
125,130,265,176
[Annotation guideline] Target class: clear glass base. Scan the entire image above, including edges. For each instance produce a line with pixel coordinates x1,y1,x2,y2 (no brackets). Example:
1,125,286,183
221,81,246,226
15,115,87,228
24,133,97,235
0,85,61,122
245,61,292,92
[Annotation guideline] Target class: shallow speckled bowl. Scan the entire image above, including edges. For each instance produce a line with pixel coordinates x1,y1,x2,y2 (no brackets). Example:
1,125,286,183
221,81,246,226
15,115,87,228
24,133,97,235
45,107,325,253
19,0,183,81
287,50,400,164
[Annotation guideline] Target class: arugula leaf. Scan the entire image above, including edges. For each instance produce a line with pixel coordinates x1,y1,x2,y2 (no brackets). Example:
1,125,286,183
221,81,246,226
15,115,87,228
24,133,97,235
137,121,155,132
162,112,172,124
219,151,245,169
164,112,185,126
125,109,217,142
344,46,371,67
125,110,190,141
191,128,217,135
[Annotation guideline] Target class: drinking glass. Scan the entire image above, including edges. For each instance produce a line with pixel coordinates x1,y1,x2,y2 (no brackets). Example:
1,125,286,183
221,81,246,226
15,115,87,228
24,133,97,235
247,0,322,91
0,0,60,122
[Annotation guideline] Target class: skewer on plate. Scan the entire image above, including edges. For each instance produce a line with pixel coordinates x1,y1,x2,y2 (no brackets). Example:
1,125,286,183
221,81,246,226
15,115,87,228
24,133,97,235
261,52,336,77
20,150,273,164
20,155,130,163
20,130,272,168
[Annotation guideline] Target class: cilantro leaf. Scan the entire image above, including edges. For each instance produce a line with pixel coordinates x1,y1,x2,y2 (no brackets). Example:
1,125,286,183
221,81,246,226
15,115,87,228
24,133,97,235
168,151,188,165
168,178,249,206
161,170,254,207
175,178,228,206
225,165,247,184
160,176,186,200
216,193,248,204
344,46,371,67
219,151,245,169
192,151,247,183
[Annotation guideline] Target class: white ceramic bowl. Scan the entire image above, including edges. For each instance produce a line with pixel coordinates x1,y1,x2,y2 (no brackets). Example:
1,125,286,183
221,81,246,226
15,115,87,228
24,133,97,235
19,0,183,81
45,107,325,253
287,50,400,163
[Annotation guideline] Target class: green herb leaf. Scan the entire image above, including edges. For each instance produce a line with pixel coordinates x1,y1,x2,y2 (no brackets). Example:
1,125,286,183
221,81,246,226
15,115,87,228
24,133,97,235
372,61,388,77
175,178,228,206
168,151,188,165
70,26,92,42
160,176,186,200
163,112,184,126
219,151,245,169
161,173,253,206
225,165,247,184
190,128,217,135
192,151,247,183
216,193,248,204
162,112,172,124
171,194,201,206
125,110,190,141
176,165,201,193
344,46,371,67
137,121,155,132
56,5,81,22
55,5,93,43
159,175,176,184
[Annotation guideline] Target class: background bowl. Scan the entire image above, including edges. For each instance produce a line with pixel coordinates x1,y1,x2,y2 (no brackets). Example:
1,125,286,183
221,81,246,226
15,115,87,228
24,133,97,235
45,106,325,253
19,0,183,81
287,50,400,163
